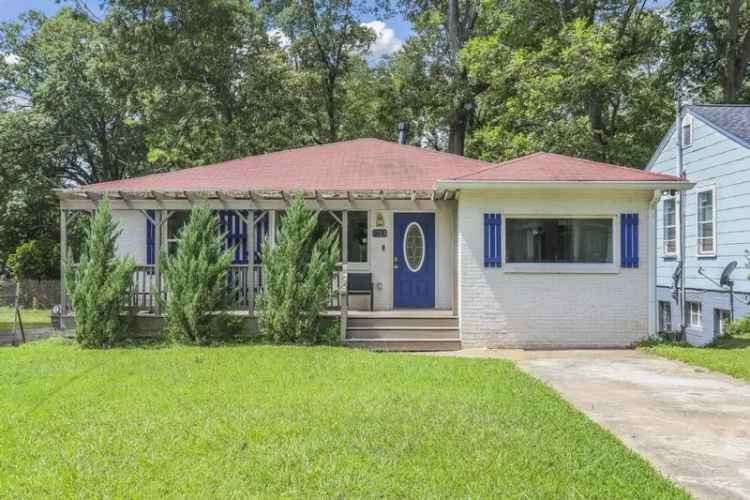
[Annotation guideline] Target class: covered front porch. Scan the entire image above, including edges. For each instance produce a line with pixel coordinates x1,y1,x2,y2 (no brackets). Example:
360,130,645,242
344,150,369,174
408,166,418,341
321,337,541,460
57,188,459,344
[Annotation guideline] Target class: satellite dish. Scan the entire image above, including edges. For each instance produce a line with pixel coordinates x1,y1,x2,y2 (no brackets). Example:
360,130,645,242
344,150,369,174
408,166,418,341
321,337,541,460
720,261,737,287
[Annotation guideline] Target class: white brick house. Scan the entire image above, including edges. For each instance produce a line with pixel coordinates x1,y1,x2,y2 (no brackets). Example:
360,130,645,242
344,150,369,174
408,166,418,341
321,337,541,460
57,140,691,349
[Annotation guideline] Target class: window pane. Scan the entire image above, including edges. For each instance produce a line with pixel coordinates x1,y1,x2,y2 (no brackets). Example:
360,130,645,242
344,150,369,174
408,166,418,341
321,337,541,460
167,211,190,240
506,218,613,264
682,124,691,145
698,222,713,239
698,237,714,254
347,211,368,263
698,191,713,221
310,211,342,261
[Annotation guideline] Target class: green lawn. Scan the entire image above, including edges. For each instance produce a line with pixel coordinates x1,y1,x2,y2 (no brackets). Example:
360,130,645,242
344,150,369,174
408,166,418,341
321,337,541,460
0,307,51,331
0,340,685,498
641,333,750,382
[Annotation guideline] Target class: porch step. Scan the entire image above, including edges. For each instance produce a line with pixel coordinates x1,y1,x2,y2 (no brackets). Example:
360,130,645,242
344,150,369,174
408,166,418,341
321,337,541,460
347,315,458,329
346,326,459,340
344,338,462,351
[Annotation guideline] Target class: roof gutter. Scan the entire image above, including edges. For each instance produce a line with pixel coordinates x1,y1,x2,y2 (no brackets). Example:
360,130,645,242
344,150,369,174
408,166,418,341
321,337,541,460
435,179,694,191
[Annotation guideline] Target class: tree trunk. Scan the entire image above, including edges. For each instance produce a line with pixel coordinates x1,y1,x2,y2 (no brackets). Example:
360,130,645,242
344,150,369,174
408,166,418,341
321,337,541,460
448,106,468,155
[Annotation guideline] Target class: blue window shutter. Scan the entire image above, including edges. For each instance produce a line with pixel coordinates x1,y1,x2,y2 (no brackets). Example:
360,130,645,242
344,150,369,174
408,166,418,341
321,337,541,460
484,213,502,268
620,213,639,268
146,210,155,265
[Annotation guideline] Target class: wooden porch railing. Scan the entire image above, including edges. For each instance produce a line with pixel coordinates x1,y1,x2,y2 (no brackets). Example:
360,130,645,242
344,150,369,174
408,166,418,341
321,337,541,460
65,264,344,315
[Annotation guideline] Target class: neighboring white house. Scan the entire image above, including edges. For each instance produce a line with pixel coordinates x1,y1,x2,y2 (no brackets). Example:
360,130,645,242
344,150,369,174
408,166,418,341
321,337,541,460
57,139,690,349
648,104,750,346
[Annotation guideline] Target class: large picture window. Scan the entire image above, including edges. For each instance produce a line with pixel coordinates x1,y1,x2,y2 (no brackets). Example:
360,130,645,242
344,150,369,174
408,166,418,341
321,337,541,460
662,198,677,256
697,188,715,256
506,218,613,264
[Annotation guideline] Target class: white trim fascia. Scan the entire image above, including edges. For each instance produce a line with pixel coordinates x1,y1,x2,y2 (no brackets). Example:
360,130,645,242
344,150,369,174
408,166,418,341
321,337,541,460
435,180,694,191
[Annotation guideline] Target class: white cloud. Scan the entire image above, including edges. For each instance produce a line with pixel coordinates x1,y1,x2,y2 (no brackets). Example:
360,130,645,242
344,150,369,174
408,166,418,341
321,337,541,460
4,54,19,65
362,21,403,59
267,29,291,50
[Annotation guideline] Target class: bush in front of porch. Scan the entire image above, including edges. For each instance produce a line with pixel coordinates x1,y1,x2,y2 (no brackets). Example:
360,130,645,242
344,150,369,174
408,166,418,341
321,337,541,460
159,204,234,344
64,196,135,348
257,195,339,344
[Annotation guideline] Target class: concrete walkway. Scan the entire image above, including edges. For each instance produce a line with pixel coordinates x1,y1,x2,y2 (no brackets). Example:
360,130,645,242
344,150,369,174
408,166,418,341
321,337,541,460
428,348,750,499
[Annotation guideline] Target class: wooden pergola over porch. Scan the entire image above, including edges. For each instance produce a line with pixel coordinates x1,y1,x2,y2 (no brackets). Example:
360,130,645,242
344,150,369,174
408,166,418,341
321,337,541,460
56,187,459,340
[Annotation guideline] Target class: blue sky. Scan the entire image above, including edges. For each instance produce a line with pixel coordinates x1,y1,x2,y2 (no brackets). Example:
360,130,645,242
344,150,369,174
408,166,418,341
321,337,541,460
0,0,414,57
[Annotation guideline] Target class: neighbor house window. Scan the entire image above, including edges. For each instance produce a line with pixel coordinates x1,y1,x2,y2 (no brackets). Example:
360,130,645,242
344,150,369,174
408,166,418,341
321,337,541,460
682,117,692,147
505,218,613,264
662,198,677,256
658,301,672,332
697,188,716,256
688,302,702,328
347,211,368,263
715,309,731,336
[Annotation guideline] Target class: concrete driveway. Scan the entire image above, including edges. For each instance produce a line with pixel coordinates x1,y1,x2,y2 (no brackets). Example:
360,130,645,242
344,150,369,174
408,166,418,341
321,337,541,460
430,348,750,499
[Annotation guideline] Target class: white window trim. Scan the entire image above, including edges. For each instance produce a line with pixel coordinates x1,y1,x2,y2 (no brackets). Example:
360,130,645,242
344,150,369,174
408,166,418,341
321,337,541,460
662,196,679,258
682,114,693,148
696,186,717,257
688,301,702,328
501,214,619,274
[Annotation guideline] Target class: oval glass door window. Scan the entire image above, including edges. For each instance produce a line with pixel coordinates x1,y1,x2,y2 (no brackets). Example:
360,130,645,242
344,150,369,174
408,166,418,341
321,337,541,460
404,222,425,272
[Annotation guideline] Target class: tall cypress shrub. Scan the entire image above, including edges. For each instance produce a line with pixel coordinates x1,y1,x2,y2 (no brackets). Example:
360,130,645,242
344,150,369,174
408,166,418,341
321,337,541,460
65,196,135,348
159,205,234,343
257,195,339,343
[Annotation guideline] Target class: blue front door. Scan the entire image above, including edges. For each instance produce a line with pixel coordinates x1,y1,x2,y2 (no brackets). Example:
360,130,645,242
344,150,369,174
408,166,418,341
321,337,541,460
394,213,435,308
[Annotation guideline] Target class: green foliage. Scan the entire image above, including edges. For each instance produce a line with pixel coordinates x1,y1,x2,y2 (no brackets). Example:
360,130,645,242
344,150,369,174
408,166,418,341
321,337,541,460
64,197,136,348
7,239,60,280
159,205,234,344
462,1,673,166
725,314,750,338
0,342,687,498
257,195,340,344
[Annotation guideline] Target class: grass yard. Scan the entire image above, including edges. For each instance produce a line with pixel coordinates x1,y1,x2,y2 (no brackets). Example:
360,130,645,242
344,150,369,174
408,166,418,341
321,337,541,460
0,307,51,331
0,340,685,498
641,332,750,382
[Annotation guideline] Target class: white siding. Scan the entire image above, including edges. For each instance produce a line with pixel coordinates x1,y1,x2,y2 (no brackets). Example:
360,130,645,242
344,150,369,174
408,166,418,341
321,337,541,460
458,189,652,348
112,210,148,265
651,114,750,294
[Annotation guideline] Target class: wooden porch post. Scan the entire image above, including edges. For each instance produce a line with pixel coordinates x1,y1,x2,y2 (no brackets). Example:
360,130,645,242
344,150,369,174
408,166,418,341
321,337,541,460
248,209,255,315
452,205,459,316
154,209,163,314
340,210,348,341
60,208,67,317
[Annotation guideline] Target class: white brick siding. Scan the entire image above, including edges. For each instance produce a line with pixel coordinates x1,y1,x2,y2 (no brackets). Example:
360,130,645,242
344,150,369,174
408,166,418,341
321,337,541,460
458,189,652,348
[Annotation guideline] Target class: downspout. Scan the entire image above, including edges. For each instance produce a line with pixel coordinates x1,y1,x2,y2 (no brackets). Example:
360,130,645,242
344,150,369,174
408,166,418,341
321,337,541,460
648,189,661,337
675,95,687,339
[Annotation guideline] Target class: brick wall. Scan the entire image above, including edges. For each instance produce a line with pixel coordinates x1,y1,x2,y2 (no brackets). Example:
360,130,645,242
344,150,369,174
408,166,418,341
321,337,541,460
458,189,652,348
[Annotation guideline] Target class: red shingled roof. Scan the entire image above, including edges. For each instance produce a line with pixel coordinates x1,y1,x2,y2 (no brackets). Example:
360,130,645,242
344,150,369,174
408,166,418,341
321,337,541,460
84,139,492,192
80,140,681,193
452,152,682,182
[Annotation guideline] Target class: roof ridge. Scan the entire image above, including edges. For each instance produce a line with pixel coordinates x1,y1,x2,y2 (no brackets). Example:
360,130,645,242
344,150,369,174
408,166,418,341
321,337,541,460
547,152,682,180
451,152,547,180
